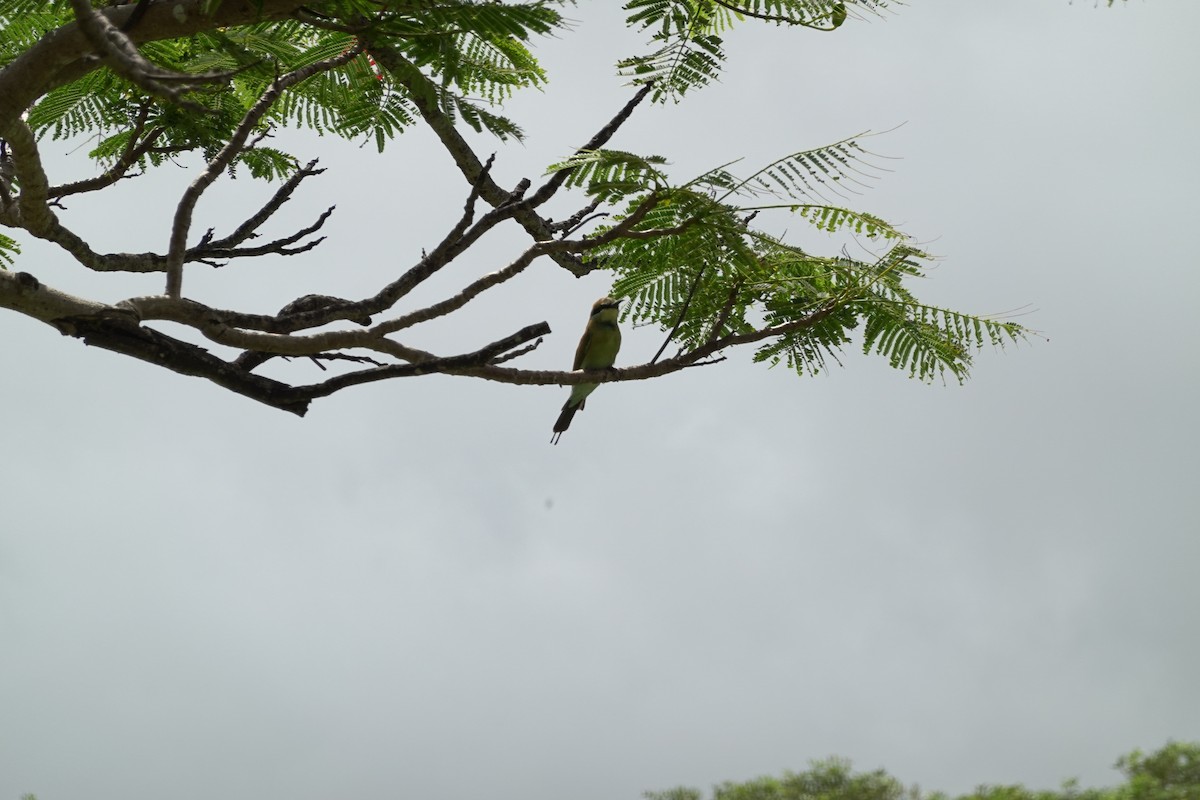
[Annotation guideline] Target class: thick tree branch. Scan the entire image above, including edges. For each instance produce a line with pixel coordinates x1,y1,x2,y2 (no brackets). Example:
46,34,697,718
3,120,56,234
0,268,309,414
68,0,240,106
2,260,845,418
54,310,312,414
0,0,308,137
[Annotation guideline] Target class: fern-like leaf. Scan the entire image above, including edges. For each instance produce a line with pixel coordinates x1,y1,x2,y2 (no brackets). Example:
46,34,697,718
0,232,20,269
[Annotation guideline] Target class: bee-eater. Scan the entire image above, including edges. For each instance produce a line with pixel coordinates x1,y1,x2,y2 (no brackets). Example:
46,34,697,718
551,296,622,444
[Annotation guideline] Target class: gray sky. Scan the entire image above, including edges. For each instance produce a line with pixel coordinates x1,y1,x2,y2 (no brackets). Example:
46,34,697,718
2,2,1198,799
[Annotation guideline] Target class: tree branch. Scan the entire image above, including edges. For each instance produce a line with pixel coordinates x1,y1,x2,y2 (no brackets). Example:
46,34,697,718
373,239,548,335
651,264,707,365
49,104,166,198
526,83,655,209
164,39,365,297
291,323,551,401
711,0,845,29
0,268,309,414
0,0,308,138
198,158,322,251
68,0,240,107
366,42,591,276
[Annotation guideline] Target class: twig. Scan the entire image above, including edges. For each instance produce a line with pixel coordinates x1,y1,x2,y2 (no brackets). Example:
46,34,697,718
710,0,844,29
651,264,707,365
373,238,549,335
306,351,388,371
292,323,551,400
707,280,743,343
50,103,166,198
548,197,605,236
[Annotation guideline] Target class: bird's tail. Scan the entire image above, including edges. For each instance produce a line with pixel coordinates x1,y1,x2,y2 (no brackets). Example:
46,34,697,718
550,401,582,445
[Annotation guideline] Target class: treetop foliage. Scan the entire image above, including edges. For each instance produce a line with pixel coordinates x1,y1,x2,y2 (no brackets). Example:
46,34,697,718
14,741,1198,800
645,742,1200,800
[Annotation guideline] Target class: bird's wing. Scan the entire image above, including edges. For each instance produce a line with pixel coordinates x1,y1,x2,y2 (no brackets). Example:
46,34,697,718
572,325,592,371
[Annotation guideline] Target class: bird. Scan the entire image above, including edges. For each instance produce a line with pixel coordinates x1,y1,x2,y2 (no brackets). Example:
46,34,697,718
551,296,622,444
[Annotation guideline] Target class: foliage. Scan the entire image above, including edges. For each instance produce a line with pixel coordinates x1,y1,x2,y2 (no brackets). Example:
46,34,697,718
0,231,18,269
0,0,1062,412
646,743,1200,800
1115,741,1200,800
571,141,1024,382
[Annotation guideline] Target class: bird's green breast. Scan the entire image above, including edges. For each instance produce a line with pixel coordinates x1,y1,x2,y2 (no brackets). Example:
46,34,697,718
579,321,621,369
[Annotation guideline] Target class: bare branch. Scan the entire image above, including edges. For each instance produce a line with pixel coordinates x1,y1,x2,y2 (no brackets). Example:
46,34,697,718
366,42,590,276
199,159,322,250
165,40,365,297
256,162,531,335
489,337,544,365
373,240,547,335
292,323,552,401
369,173,528,311
305,351,388,371
2,132,333,274
548,197,605,236
199,207,333,261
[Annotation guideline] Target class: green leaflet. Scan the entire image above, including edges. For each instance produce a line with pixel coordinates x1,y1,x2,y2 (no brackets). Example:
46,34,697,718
548,150,671,201
0,232,19,269
619,1,893,100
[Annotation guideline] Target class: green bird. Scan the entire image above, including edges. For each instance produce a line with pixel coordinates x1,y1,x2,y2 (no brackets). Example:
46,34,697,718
551,296,622,445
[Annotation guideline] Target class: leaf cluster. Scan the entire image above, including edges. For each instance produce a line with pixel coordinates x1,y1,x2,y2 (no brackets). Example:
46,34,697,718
10,0,565,173
618,1,895,100
559,141,1024,382
0,231,19,269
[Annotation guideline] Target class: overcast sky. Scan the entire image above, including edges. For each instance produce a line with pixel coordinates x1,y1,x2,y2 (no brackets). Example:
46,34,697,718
2,2,1198,799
